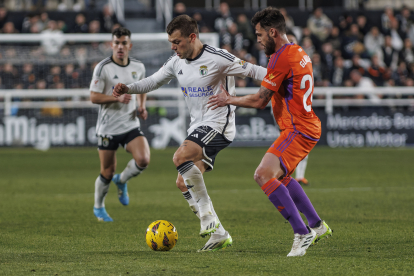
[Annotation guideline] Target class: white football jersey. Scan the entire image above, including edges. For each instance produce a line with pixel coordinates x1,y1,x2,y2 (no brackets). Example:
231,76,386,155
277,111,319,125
127,44,266,141
90,56,145,136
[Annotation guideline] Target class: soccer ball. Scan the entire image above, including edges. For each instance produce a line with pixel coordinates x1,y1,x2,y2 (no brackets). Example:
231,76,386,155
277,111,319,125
145,220,178,251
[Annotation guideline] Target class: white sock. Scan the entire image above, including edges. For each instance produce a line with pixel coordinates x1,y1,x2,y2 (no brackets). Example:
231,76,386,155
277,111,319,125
182,174,226,235
295,155,309,180
182,190,200,218
209,198,226,235
94,174,111,209
177,161,212,217
120,159,146,183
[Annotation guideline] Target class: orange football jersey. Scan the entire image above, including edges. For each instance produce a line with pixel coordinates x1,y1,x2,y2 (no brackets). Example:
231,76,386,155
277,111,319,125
261,43,321,140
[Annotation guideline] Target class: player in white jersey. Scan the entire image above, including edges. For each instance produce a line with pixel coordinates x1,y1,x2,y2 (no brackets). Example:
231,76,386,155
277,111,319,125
113,15,267,251
90,27,150,222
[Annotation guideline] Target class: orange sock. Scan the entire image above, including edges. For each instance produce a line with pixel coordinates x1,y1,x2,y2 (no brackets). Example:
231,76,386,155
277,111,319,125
261,178,282,196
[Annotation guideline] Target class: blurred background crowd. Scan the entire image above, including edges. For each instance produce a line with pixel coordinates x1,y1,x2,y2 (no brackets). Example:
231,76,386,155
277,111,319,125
0,0,414,98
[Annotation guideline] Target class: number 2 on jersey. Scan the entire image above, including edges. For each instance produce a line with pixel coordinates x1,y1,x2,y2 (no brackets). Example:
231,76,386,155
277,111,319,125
301,74,313,112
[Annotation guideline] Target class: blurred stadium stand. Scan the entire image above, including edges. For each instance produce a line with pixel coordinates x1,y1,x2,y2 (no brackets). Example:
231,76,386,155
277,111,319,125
1,1,414,149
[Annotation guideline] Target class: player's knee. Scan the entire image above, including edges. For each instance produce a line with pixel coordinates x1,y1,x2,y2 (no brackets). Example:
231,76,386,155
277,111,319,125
135,156,150,168
172,154,185,167
254,166,273,186
101,168,115,180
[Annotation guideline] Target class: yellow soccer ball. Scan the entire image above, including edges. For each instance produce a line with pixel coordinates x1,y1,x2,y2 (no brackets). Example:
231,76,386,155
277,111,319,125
145,220,178,251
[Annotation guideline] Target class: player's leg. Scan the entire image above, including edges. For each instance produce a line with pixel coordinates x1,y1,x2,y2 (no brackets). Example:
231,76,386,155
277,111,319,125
94,149,116,222
295,155,309,185
113,129,150,205
279,134,332,243
173,139,219,237
176,160,231,252
177,169,200,219
257,131,317,256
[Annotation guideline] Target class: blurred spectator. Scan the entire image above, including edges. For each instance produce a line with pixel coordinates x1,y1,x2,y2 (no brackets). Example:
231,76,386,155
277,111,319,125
397,5,413,34
320,42,335,72
389,19,404,51
301,37,315,58
307,7,332,42
236,14,255,51
41,20,65,55
47,65,62,87
392,61,409,86
399,38,414,65
381,35,399,69
367,55,388,86
22,63,37,89
330,57,349,87
0,6,9,29
338,13,354,35
326,26,342,51
173,2,186,17
364,26,384,57
100,4,118,33
1,21,19,33
341,24,364,59
0,77,5,89
312,53,327,86
356,14,369,36
350,68,375,88
22,12,40,33
215,2,233,34
301,27,321,52
38,12,49,31
57,20,68,33
280,8,294,32
71,13,88,33
193,12,208,32
350,69,379,101
381,6,395,33
221,22,244,52
1,63,17,89
89,20,101,33
36,79,47,90
350,54,366,75
63,63,81,88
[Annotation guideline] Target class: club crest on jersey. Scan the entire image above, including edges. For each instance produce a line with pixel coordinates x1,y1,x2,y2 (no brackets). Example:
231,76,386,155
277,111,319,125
132,71,138,80
199,65,208,76
268,73,276,80
181,87,188,97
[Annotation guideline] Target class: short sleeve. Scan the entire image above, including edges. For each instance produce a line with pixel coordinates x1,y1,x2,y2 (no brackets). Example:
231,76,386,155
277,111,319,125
89,65,105,93
261,53,290,92
222,57,253,78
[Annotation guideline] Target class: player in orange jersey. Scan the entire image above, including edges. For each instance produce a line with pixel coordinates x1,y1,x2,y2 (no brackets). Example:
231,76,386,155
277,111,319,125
208,7,332,257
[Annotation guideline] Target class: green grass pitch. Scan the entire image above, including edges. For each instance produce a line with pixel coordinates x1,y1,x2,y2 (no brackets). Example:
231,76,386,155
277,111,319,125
0,147,413,275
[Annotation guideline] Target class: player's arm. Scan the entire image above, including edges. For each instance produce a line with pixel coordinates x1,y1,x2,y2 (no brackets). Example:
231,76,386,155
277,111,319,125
113,61,175,97
220,56,267,81
137,94,148,120
207,85,274,110
90,91,131,104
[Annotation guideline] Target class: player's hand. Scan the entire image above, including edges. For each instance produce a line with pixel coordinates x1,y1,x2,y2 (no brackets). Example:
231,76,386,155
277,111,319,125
207,84,231,110
138,106,148,120
113,83,129,98
117,94,132,104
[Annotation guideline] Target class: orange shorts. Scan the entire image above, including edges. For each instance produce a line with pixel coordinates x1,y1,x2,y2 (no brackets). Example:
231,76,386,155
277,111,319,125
267,130,318,177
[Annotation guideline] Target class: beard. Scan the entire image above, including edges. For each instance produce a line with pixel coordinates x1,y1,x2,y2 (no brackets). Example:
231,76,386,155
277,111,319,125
264,34,276,56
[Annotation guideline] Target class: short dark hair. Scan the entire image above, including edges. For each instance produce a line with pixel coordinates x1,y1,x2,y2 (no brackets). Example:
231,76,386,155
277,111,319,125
166,15,199,37
251,7,286,34
112,27,131,38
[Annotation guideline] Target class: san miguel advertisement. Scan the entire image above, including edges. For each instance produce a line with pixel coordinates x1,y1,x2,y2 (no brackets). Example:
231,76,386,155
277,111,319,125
0,107,413,148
